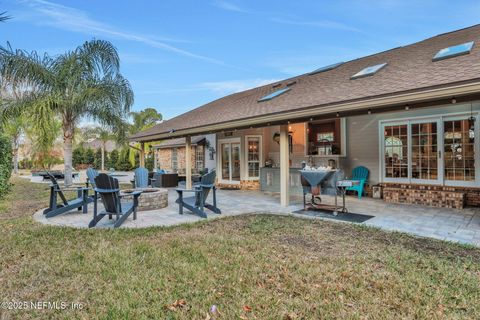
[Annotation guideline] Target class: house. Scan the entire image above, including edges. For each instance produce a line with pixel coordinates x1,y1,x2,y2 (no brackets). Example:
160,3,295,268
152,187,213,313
152,135,216,174
130,25,480,209
83,138,117,152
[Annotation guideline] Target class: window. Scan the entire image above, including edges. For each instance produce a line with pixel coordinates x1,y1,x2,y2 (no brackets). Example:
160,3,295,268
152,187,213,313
444,119,475,181
384,125,409,178
171,148,178,171
309,62,344,75
351,63,387,79
307,119,344,156
246,136,261,179
195,145,204,171
381,114,477,185
433,41,474,61
258,88,290,102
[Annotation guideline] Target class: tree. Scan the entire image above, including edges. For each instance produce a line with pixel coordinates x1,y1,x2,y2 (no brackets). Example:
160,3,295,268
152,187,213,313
129,108,162,135
94,148,102,169
2,114,26,174
0,40,133,185
82,125,119,171
85,148,95,165
108,149,118,170
0,12,10,23
72,146,85,168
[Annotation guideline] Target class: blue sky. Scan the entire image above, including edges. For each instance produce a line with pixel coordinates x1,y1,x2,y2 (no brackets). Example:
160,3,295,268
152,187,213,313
2,0,480,120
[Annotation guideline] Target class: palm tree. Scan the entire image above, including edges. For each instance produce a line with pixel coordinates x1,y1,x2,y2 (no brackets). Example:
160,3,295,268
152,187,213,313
129,108,162,135
0,40,133,185
0,12,10,23
83,125,118,171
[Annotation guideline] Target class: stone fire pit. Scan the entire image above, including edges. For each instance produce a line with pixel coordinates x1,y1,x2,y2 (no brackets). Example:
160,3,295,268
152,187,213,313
121,188,168,211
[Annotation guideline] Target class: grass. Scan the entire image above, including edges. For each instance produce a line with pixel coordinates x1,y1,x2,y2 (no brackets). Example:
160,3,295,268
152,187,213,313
0,177,479,319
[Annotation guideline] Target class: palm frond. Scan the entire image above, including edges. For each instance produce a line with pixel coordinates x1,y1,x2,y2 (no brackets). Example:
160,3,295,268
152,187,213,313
0,12,11,22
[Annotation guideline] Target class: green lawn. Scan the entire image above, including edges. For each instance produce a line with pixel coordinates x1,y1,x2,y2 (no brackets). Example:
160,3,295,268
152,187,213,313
0,177,479,319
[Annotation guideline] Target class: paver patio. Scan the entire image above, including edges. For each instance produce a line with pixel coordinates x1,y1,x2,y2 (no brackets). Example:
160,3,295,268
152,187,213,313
33,188,480,247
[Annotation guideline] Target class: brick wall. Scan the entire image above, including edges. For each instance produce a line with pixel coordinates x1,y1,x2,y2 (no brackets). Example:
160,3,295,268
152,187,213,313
380,183,472,209
155,146,198,173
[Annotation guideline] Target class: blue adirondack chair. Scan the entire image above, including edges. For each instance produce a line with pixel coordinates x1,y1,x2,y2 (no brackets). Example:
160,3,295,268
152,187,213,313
133,167,150,188
89,173,141,228
346,166,369,199
86,167,99,189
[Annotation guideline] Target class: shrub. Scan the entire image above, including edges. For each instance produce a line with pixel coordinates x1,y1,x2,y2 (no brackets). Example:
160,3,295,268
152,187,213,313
108,149,118,169
94,148,102,169
116,148,132,171
145,156,154,171
0,134,13,198
72,147,85,168
84,148,95,165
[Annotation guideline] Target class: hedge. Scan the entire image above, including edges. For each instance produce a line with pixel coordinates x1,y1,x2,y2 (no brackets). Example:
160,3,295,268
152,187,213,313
0,134,12,198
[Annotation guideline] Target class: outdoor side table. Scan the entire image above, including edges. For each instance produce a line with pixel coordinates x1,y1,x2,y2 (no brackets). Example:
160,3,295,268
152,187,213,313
334,180,360,215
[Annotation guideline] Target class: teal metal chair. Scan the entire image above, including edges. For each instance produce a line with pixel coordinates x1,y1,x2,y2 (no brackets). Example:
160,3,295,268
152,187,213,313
346,166,369,199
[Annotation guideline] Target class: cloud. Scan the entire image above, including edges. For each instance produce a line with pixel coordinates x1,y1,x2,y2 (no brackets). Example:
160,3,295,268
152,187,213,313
270,17,363,33
195,78,280,94
136,78,280,96
212,0,250,13
16,0,228,66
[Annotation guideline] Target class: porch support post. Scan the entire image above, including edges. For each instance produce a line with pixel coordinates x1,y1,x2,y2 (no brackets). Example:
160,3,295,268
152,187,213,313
279,124,289,207
185,136,192,189
153,147,158,170
139,142,145,168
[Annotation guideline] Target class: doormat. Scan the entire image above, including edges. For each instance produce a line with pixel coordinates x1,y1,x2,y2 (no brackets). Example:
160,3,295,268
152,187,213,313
293,209,374,223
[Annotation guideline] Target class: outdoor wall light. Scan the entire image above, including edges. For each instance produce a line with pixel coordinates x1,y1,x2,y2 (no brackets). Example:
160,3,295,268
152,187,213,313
451,97,457,104
405,105,410,110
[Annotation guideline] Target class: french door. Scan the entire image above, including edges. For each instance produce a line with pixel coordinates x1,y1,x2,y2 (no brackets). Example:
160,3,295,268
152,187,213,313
382,114,477,186
219,139,241,183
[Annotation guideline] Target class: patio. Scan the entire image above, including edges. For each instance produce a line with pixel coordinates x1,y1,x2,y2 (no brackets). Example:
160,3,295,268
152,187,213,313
33,188,480,246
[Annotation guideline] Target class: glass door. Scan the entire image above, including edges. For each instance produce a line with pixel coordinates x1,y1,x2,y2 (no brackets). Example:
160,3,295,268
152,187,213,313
220,140,241,183
443,117,476,183
410,120,441,184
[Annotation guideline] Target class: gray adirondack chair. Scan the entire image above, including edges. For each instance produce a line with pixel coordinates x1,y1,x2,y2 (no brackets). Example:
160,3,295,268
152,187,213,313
132,167,155,188
176,170,221,218
43,172,90,218
86,167,99,189
89,173,142,228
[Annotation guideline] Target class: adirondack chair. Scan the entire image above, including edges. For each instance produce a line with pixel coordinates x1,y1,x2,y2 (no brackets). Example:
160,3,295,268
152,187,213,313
89,173,142,228
86,167,99,189
132,167,155,188
43,172,90,218
176,170,221,218
346,166,369,199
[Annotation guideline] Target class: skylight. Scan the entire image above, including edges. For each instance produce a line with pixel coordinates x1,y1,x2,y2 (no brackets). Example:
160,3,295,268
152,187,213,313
433,41,474,61
258,88,290,102
351,63,387,79
309,62,344,75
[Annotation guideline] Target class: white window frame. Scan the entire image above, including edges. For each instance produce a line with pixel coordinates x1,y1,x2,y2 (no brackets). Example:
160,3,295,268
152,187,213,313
217,137,241,184
304,118,347,157
244,135,263,180
379,111,479,187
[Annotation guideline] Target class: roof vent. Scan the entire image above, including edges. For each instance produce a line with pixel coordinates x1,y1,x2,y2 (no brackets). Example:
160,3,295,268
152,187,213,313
286,80,297,87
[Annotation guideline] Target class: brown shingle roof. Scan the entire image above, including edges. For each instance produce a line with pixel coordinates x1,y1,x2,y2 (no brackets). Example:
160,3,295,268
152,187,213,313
131,25,480,141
